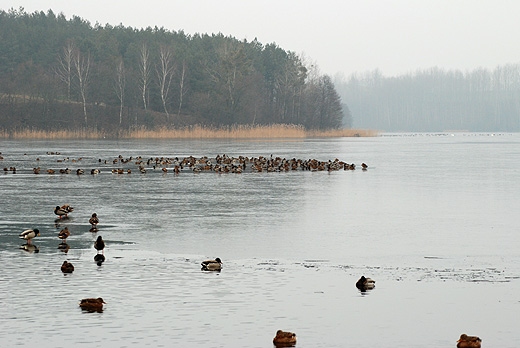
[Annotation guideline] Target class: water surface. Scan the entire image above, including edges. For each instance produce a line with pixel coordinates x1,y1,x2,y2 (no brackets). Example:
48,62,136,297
1,133,519,347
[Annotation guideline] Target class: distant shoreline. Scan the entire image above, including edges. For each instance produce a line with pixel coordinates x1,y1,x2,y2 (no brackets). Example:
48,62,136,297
0,125,378,140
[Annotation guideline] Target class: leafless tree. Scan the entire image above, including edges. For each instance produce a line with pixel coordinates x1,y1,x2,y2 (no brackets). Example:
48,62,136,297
177,60,188,117
114,57,125,125
138,43,150,111
155,45,175,122
56,40,75,100
73,49,91,126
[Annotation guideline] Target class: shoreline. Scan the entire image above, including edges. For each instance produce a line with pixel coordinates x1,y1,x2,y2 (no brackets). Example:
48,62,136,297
0,125,378,140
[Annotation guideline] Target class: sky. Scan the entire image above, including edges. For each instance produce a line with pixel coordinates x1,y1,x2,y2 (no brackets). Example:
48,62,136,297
2,0,520,77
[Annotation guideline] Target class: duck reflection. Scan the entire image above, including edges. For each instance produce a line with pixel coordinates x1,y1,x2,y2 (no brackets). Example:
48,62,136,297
20,243,39,253
58,242,70,253
54,216,70,224
94,254,105,266
89,227,99,233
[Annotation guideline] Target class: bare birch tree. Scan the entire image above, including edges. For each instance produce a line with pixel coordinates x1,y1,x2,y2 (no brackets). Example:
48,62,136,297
155,45,175,122
138,43,150,111
114,57,125,125
56,40,75,100
73,49,91,126
177,60,188,117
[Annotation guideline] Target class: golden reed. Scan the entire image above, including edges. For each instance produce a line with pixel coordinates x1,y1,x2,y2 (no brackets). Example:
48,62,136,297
0,125,378,139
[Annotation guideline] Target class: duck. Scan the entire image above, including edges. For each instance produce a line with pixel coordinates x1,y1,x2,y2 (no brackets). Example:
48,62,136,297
61,261,74,273
356,276,376,290
79,297,106,312
273,330,297,347
58,227,71,241
54,205,68,218
54,205,73,219
89,213,99,228
457,334,481,348
201,257,222,271
94,236,105,254
19,228,40,245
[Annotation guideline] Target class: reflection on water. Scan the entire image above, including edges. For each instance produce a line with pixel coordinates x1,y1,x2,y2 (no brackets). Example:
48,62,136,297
1,134,520,347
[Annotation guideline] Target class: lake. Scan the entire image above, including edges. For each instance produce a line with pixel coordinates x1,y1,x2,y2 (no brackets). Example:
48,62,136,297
1,133,519,347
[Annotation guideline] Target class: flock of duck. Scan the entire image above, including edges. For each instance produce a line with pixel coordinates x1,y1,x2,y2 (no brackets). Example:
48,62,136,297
18,220,482,347
3,153,369,176
11,152,482,347
18,203,223,314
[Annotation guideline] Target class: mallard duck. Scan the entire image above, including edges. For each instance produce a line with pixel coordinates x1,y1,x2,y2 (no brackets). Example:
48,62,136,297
94,236,105,254
54,205,72,219
54,205,68,218
273,330,297,347
89,213,99,228
79,297,105,312
356,276,376,290
457,334,481,348
19,228,40,245
201,257,222,271
61,261,74,273
58,227,71,241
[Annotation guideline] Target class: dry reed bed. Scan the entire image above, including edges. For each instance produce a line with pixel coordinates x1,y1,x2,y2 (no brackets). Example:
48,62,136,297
0,125,378,139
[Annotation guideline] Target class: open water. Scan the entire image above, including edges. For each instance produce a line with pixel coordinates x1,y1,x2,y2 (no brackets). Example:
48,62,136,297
0,133,519,347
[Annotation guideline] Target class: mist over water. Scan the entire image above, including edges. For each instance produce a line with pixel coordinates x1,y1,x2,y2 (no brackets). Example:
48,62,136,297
1,133,519,347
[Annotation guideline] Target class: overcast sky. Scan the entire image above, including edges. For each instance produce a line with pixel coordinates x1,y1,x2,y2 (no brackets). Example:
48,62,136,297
2,0,520,77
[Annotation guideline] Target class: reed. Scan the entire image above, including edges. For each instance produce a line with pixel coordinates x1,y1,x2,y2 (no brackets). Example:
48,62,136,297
0,125,378,139
0,128,108,139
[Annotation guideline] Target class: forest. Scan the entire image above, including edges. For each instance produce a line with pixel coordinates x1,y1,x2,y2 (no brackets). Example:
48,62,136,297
334,66,520,132
0,8,350,133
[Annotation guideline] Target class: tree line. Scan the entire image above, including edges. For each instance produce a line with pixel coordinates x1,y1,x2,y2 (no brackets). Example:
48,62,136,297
0,8,349,132
334,66,520,132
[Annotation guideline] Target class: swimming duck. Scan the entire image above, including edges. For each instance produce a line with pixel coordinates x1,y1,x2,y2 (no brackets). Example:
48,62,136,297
79,297,105,312
273,330,297,347
201,257,222,271
94,236,105,254
457,334,481,348
61,261,74,273
58,227,71,241
19,228,40,245
89,213,99,228
356,276,376,290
